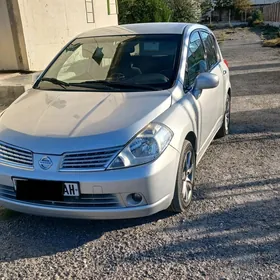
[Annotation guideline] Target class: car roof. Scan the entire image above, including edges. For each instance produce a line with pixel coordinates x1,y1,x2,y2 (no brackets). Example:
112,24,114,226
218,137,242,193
77,23,206,38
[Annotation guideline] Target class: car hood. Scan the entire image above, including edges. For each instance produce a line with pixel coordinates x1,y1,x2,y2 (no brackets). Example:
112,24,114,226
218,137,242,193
0,89,171,154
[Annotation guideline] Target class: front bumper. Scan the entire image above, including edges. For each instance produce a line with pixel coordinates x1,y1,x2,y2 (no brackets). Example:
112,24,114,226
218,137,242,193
0,145,180,219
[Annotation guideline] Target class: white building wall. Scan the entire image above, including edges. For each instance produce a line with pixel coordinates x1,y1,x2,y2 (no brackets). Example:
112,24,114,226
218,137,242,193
16,0,118,71
0,1,19,70
251,0,279,5
94,0,119,28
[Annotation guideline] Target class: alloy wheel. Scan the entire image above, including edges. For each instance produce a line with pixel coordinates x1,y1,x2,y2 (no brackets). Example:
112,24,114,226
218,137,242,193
181,151,194,204
224,96,231,134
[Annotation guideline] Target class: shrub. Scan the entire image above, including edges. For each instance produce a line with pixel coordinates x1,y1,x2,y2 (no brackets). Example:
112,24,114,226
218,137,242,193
167,0,202,23
252,9,264,22
253,19,263,26
247,16,253,26
207,23,215,30
263,38,280,47
118,0,172,24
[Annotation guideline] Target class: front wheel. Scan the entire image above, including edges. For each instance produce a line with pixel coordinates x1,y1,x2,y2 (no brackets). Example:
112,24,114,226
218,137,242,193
216,93,231,138
169,140,196,213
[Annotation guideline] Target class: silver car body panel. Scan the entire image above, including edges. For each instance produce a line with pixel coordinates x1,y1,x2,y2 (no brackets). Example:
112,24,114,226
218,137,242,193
0,145,180,219
0,23,231,219
78,23,193,37
0,89,171,153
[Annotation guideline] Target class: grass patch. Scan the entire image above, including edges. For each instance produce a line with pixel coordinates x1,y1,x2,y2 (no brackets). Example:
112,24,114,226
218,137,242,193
262,26,280,48
250,24,280,48
263,38,280,47
0,207,20,220
261,26,280,39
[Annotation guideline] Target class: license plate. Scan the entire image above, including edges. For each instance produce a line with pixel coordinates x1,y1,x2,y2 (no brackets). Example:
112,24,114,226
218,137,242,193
13,179,80,201
63,183,80,197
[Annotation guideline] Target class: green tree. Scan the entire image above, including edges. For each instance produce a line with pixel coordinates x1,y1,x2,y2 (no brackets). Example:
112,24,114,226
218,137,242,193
201,0,214,15
214,0,234,21
252,9,264,21
234,0,251,11
166,0,202,22
234,0,252,21
118,0,172,24
215,0,234,9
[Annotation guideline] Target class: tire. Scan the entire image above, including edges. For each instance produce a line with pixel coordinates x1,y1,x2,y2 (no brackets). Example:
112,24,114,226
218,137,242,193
169,140,196,213
216,92,231,138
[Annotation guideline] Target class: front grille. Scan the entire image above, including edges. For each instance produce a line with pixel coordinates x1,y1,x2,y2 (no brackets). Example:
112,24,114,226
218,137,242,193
60,147,121,171
41,194,122,208
0,185,16,199
0,185,122,208
0,142,33,168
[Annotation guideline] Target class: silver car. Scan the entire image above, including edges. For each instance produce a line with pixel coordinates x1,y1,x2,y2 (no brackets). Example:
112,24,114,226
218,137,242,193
0,23,231,219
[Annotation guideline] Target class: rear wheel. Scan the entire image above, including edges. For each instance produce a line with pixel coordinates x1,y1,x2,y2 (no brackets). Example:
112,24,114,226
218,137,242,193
169,140,196,213
216,92,231,138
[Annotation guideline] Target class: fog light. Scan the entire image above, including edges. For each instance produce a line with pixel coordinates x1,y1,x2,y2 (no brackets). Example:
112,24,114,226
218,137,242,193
126,193,143,206
131,193,142,203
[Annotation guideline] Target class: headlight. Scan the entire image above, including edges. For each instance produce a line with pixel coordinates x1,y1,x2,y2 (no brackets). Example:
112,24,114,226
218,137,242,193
108,123,173,169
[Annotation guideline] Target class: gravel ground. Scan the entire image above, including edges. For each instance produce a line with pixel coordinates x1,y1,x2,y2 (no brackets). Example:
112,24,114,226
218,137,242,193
0,28,280,280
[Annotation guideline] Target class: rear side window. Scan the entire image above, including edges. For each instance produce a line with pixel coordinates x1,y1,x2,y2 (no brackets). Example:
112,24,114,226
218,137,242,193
200,32,219,70
186,31,207,87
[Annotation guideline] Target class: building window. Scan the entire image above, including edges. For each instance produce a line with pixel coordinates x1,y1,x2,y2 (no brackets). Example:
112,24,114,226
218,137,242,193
107,0,118,15
85,0,95,23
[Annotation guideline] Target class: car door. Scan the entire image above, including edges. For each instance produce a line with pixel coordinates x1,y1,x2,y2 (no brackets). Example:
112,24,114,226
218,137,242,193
200,31,225,127
184,31,221,153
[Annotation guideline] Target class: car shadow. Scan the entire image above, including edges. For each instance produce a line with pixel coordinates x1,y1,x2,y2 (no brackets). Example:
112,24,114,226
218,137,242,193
230,70,280,97
0,209,174,262
230,62,280,72
195,176,280,201
122,195,280,265
230,107,280,135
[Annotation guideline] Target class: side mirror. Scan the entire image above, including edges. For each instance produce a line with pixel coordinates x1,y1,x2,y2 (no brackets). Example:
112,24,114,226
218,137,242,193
192,73,219,99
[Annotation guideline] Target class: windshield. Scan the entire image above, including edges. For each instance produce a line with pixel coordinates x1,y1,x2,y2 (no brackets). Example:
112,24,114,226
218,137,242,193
35,34,182,92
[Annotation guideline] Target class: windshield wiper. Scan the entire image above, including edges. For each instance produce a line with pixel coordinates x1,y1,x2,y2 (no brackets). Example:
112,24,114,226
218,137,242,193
72,80,158,91
40,78,69,89
68,81,117,90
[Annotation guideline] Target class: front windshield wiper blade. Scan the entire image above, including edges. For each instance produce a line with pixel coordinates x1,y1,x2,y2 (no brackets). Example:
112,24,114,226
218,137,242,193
68,81,117,91
40,77,69,89
74,80,158,91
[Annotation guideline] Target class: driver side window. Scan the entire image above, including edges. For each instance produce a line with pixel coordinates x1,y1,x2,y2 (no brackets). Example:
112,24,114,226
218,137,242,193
184,31,207,89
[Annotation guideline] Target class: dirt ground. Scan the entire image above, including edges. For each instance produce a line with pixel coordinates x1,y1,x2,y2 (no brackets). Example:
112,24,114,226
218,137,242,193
0,28,280,279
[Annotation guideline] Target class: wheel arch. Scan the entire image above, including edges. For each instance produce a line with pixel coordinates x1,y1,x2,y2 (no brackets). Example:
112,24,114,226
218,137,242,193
228,87,231,97
185,131,197,155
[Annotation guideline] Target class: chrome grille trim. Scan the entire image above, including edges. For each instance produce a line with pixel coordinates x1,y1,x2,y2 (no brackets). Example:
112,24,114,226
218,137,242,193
0,185,16,199
60,147,122,171
0,185,122,208
45,194,122,208
0,142,33,169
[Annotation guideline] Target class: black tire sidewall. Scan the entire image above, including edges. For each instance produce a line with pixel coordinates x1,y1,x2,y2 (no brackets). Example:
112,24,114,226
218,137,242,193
170,141,196,212
226,94,231,134
216,93,231,138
